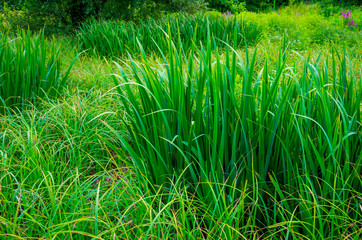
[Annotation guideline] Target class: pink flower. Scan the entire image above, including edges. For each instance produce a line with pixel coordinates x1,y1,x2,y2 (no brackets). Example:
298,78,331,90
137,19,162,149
341,10,346,19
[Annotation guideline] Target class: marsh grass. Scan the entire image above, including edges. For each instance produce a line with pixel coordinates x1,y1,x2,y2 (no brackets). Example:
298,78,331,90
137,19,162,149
0,31,77,113
107,28,362,238
0,4,361,239
77,14,262,58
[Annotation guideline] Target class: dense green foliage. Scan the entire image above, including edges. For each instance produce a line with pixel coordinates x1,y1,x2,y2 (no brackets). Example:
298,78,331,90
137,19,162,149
1,0,360,34
0,2,361,239
108,31,362,239
78,14,261,58
320,0,361,6
206,0,291,12
0,31,74,112
21,0,116,27
0,0,207,29
78,6,361,59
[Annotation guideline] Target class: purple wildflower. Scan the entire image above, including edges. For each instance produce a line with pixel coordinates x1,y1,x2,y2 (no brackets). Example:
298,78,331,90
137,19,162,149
341,10,348,19
296,13,300,17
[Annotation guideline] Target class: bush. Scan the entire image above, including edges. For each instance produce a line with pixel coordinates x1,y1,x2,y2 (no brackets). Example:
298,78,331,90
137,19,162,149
1,0,208,32
319,0,361,6
0,31,74,112
0,3,49,34
170,0,208,14
244,0,290,11
23,0,108,26
206,0,246,12
129,0,208,20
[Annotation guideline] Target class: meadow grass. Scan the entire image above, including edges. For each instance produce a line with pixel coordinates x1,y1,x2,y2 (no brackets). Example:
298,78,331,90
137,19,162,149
0,3,361,239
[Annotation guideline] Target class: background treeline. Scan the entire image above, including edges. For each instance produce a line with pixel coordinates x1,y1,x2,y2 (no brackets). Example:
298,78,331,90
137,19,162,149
1,0,360,30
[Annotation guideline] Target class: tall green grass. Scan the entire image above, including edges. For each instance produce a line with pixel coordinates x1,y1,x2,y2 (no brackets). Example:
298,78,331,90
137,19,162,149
0,90,123,239
0,90,256,239
0,31,75,112
77,14,262,58
107,30,362,238
1,6,362,238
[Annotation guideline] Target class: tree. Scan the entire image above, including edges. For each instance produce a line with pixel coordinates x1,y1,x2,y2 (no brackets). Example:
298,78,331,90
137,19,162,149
23,0,134,26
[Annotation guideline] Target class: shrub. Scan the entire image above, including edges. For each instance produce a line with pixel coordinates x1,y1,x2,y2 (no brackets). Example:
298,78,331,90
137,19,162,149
0,31,75,112
320,0,361,6
243,0,291,11
2,0,208,31
234,4,361,48
170,0,208,14
22,0,110,26
0,3,39,33
206,0,247,12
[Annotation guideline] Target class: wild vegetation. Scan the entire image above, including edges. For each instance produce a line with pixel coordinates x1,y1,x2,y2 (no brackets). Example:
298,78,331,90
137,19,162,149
0,1,361,239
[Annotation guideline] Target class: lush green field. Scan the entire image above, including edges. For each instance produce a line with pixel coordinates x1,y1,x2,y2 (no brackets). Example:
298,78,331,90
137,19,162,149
1,4,361,239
